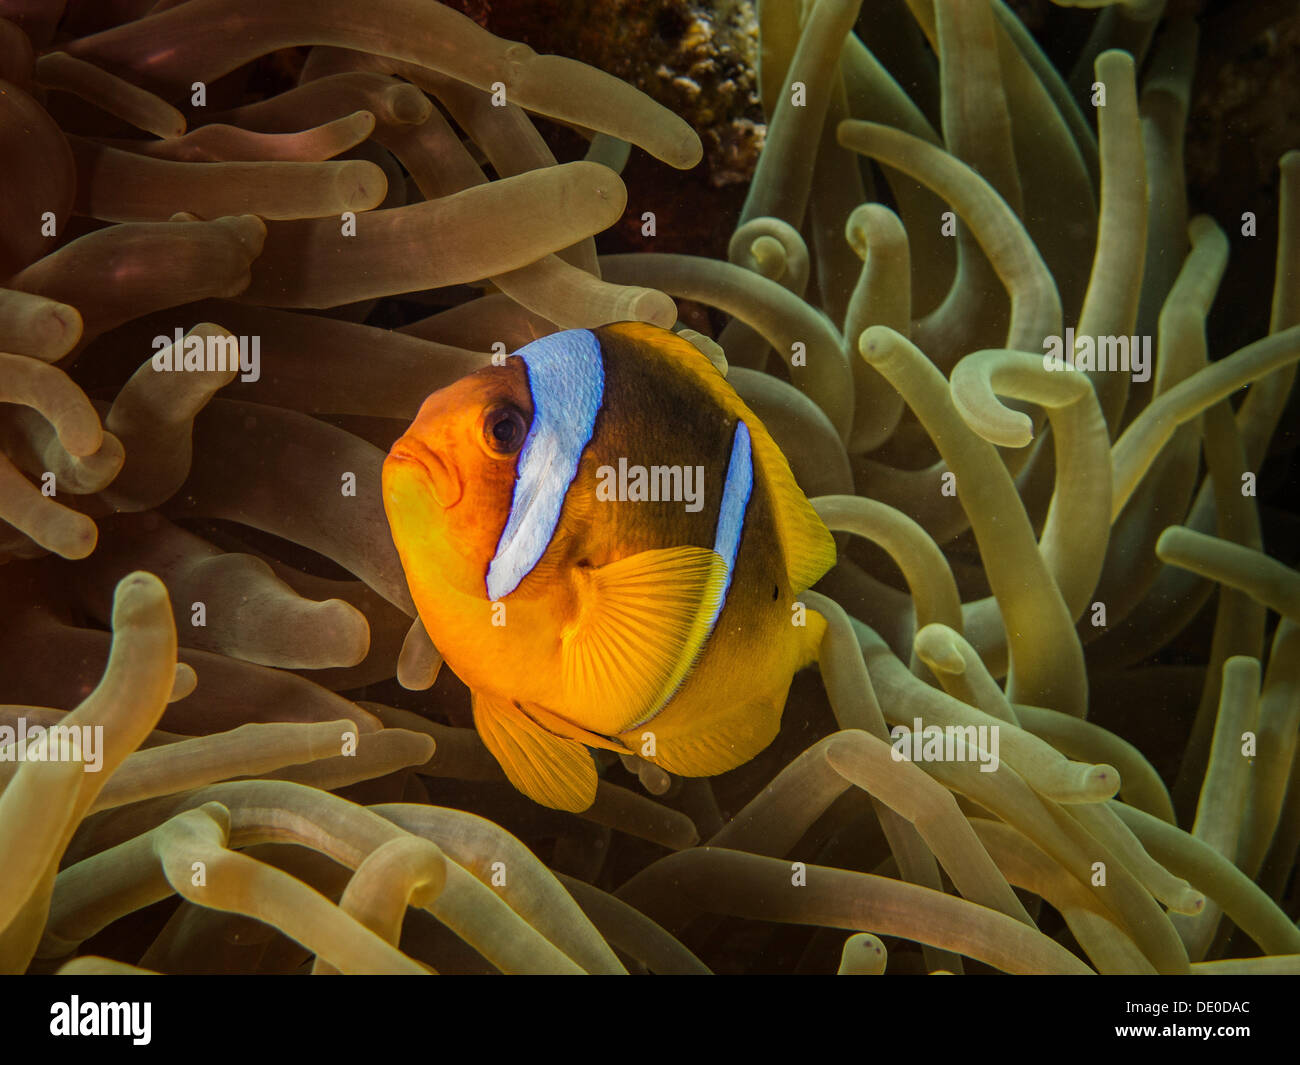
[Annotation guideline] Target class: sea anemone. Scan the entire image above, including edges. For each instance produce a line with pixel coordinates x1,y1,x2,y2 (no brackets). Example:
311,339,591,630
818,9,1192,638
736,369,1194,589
1,0,1297,975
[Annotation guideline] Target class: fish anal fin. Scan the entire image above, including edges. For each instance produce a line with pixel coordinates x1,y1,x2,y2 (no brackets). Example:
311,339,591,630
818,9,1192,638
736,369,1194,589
562,546,727,734
602,322,836,592
472,691,597,812
620,690,785,778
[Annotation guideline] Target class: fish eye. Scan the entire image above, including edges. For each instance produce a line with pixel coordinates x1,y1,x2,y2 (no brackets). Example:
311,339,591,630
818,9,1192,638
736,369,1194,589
481,403,528,456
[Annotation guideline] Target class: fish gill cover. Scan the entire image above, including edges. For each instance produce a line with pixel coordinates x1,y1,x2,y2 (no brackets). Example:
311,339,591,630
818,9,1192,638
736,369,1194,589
0,0,1296,980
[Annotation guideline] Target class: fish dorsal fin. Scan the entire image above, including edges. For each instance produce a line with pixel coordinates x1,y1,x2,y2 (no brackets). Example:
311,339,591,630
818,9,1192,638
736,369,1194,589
561,545,727,735
472,691,598,811
601,322,836,592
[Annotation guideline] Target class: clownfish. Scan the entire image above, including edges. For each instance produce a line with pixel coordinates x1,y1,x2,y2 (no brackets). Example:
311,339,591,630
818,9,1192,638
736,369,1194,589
382,322,836,811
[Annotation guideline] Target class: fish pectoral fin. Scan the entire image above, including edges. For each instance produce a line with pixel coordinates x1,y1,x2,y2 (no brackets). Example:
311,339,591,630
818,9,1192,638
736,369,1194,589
619,688,786,778
562,546,728,730
472,691,598,812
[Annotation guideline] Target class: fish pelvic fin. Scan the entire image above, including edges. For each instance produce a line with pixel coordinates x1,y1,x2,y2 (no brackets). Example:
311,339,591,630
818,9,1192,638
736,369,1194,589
562,545,728,733
472,690,598,812
523,700,633,755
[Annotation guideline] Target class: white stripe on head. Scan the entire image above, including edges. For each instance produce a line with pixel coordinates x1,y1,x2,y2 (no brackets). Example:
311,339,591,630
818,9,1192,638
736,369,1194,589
486,329,604,600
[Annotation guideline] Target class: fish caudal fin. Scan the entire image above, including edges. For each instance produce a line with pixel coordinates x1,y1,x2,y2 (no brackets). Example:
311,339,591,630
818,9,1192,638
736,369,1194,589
472,691,598,811
562,546,727,732
754,438,837,592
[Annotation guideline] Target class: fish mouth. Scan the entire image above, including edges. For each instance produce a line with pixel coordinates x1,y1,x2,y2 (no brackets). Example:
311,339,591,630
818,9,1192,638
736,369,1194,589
389,437,463,509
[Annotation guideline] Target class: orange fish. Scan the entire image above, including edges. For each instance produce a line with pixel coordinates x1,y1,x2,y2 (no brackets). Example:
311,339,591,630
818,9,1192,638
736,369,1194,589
382,322,835,811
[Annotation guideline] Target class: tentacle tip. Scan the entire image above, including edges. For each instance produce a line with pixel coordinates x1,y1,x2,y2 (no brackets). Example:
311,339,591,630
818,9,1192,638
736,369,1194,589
109,569,173,630
857,326,894,365
1153,524,1186,558
913,629,965,675
396,665,437,692
637,290,678,329
384,84,433,125
577,161,628,212
340,159,389,211
951,389,1035,448
670,132,704,171
1095,48,1135,73
930,650,965,675
998,420,1035,448
1082,763,1121,798
57,516,99,560
168,662,197,703
222,213,269,257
